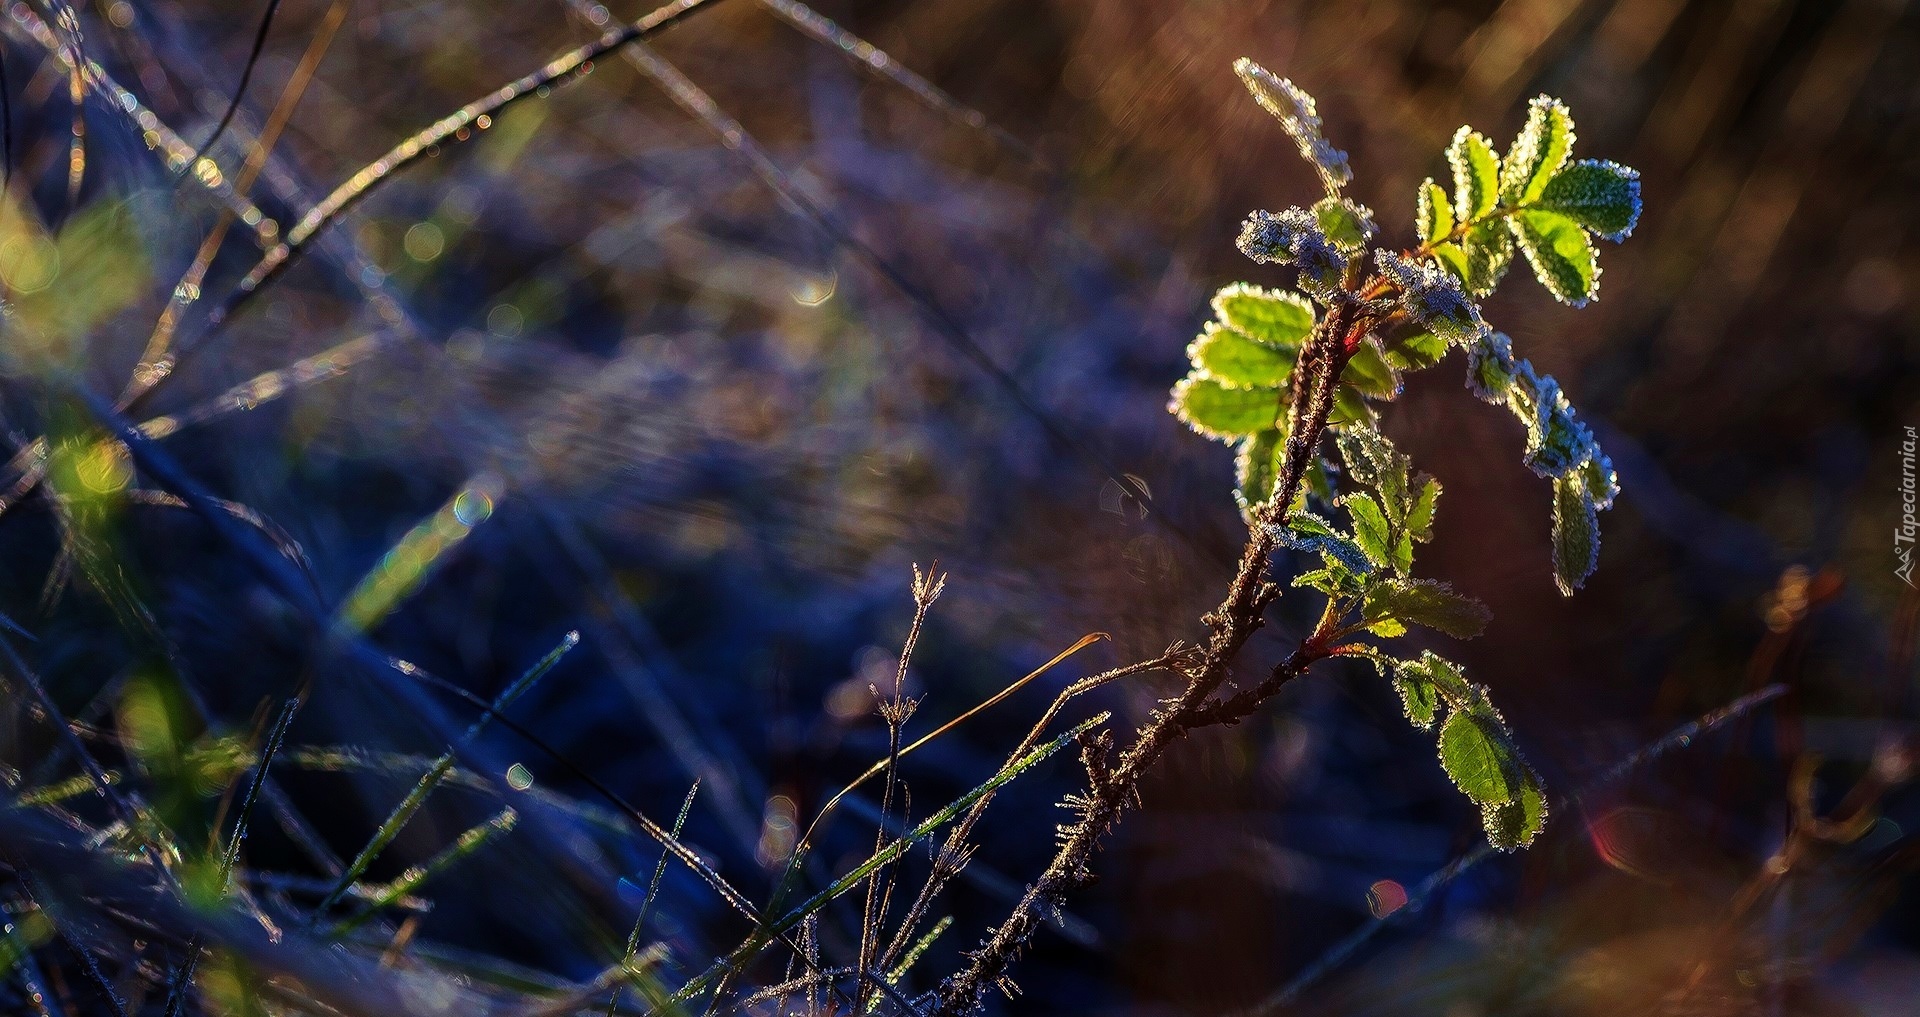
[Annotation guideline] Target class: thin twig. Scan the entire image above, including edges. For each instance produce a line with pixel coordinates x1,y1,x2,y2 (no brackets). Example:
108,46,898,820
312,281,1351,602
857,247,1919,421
931,287,1374,1016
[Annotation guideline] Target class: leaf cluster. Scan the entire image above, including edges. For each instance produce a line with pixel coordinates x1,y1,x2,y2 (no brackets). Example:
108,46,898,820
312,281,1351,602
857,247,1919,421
1167,66,1647,850
1268,430,1544,848
1176,67,1642,591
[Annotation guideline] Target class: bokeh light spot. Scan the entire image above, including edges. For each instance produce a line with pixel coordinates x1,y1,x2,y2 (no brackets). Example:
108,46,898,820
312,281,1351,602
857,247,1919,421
1367,879,1408,918
404,222,446,262
487,303,524,337
0,235,60,293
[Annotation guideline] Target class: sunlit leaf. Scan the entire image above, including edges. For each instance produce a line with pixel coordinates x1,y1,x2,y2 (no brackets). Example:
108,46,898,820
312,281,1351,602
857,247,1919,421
1537,159,1642,242
1329,385,1377,427
1439,711,1514,806
1524,395,1595,479
1170,375,1284,439
1447,127,1500,222
1211,283,1315,348
1340,339,1401,399
1430,242,1470,282
1336,428,1409,511
1484,761,1548,850
1416,178,1454,245
1313,196,1375,252
1550,473,1600,595
1411,652,1472,696
1382,331,1448,372
1460,218,1514,297
1581,450,1619,511
1234,59,1353,191
1237,208,1348,294
1500,96,1574,206
1190,322,1293,388
1363,578,1490,638
1466,331,1518,403
1343,492,1392,568
1278,513,1373,578
1394,667,1441,729
1405,475,1441,542
1510,209,1598,306
1235,428,1285,514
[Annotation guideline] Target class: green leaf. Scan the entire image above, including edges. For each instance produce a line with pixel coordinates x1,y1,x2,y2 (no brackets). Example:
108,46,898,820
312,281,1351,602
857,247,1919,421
1580,452,1619,511
1337,428,1410,517
1382,331,1448,372
1416,178,1454,245
1313,196,1374,252
1537,159,1641,242
1292,568,1345,595
1211,283,1315,348
1550,473,1600,595
1460,218,1515,297
1189,322,1293,388
1235,428,1285,514
1500,96,1574,206
1289,512,1340,539
1305,455,1335,507
1340,340,1401,400
1329,385,1377,427
1510,210,1598,306
1484,761,1548,850
1363,578,1490,639
1405,651,1473,700
1446,127,1500,222
1467,332,1518,403
1170,375,1284,439
1393,668,1441,729
1439,711,1514,806
1281,513,1373,579
1405,475,1442,541
1343,492,1393,569
1430,243,1470,282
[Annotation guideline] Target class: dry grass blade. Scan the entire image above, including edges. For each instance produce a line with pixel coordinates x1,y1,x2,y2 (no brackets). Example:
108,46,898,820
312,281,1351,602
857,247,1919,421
210,0,727,331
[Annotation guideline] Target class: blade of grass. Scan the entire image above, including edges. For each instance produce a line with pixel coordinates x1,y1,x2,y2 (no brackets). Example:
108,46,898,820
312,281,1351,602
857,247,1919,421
334,473,505,636
607,781,699,1016
311,633,578,918
325,808,519,938
206,0,728,335
172,0,285,182
659,713,1110,1012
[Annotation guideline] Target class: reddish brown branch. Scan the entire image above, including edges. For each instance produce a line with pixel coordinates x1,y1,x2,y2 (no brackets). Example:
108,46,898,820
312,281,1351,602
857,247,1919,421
933,298,1365,1015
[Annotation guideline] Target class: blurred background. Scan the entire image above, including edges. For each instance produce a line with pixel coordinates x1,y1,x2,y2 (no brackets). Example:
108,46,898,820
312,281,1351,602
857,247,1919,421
0,0,1917,1013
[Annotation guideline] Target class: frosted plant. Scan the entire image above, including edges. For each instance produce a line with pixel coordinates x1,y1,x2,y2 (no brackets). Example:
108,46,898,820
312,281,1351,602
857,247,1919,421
939,63,1644,1014
1168,63,1642,847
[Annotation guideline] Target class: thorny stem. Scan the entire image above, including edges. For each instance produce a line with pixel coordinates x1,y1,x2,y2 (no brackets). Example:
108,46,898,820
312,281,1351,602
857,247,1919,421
933,293,1372,1014
876,651,1181,978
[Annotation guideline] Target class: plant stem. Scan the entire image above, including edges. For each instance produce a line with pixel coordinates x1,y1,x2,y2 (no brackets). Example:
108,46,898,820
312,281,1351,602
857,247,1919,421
932,292,1363,1015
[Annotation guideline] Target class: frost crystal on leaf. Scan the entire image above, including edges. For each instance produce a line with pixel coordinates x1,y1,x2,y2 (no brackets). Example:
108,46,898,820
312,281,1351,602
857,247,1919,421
1376,251,1485,345
1314,196,1377,252
1500,96,1576,206
1237,208,1347,296
1522,377,1596,479
1465,332,1517,404
1536,159,1643,242
1233,58,1353,192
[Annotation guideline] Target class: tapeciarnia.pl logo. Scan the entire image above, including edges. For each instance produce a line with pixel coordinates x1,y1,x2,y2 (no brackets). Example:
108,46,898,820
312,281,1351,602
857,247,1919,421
1899,425,1917,587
